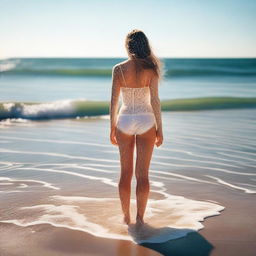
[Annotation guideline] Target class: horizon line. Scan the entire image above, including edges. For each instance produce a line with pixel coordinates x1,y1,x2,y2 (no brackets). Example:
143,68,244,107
1,56,256,60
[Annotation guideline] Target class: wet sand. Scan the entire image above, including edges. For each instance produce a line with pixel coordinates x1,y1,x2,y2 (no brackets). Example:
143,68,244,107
0,109,255,255
0,182,255,256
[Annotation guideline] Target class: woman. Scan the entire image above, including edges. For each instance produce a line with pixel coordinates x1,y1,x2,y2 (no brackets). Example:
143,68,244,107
109,29,163,226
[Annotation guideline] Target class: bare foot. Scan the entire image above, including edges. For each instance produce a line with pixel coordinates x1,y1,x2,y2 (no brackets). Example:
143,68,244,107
123,215,131,225
136,216,144,226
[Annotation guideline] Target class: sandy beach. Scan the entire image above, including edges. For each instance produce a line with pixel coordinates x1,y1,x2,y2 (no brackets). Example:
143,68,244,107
0,108,255,255
1,184,255,256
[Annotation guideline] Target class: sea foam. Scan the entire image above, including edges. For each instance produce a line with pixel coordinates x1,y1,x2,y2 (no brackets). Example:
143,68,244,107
0,192,225,244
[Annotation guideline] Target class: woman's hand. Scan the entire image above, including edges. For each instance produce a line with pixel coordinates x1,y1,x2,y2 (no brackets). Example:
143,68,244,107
110,127,118,146
155,129,163,147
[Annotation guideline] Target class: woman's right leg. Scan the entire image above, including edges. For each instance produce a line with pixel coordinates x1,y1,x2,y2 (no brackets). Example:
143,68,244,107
135,125,156,224
116,127,135,225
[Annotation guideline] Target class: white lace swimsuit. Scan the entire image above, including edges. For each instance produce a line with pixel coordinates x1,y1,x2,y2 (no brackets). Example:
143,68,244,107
116,67,156,135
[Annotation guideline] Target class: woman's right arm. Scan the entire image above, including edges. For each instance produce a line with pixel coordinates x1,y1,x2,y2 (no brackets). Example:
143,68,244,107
149,72,163,146
109,65,121,145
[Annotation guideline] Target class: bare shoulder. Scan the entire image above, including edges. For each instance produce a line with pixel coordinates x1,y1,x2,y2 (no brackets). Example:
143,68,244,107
119,59,130,65
113,59,129,68
112,60,130,77
112,63,121,76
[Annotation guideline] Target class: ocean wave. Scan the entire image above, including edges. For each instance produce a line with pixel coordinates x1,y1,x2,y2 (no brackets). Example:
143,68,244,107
1,58,255,77
1,97,256,121
0,59,20,72
1,67,256,77
1,68,112,77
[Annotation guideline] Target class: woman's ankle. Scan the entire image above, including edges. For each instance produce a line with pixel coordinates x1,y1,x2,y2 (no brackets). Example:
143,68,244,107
136,215,144,224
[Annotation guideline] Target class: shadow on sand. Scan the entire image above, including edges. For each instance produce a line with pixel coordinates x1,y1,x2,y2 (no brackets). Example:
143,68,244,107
127,223,213,256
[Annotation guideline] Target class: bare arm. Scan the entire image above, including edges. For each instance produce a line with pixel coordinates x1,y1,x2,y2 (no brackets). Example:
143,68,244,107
149,73,163,134
110,65,121,130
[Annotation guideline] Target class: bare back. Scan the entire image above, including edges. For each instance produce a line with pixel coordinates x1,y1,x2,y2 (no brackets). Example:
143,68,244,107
118,60,153,88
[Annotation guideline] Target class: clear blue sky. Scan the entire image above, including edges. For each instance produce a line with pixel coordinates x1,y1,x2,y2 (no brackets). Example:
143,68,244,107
1,0,255,58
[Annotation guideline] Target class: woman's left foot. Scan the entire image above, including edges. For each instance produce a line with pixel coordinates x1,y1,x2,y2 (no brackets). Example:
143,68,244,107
136,216,144,226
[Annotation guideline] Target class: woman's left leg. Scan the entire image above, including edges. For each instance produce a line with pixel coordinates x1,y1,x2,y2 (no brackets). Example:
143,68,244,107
116,127,135,225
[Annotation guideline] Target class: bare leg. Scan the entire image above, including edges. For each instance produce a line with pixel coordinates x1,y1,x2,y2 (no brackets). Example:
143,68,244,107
135,125,156,224
116,127,135,225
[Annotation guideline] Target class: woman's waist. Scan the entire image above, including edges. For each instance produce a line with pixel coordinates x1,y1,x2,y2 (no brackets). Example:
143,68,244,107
118,112,155,116
118,107,154,115
119,102,154,114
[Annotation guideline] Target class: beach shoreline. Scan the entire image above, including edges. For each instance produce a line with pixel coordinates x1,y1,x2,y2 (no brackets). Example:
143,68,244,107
0,181,255,256
0,108,255,255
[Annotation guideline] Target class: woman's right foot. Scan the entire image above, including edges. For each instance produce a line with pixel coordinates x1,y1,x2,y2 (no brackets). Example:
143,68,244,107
136,216,144,226
124,215,131,225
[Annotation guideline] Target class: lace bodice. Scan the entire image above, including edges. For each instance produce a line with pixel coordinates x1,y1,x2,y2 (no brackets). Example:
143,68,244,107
119,87,154,115
110,64,163,131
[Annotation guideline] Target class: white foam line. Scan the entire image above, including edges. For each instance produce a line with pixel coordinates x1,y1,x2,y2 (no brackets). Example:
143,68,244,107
0,164,25,171
157,147,250,165
105,149,255,167
0,182,14,185
0,190,31,193
0,177,60,190
50,195,118,202
175,132,256,147
237,183,256,188
0,219,131,242
81,163,119,168
18,183,29,188
107,147,255,169
3,146,251,177
0,205,130,242
219,146,256,156
150,180,165,188
0,178,226,243
1,161,119,170
175,132,238,141
149,174,183,182
190,131,254,142
11,168,174,200
151,170,215,185
2,147,252,177
151,160,256,176
0,161,14,167
217,152,256,163
16,167,117,188
206,175,256,194
0,148,119,163
0,135,112,148
155,155,239,168
169,138,256,154
33,163,119,169
204,135,256,147
42,163,115,174
184,137,256,153
106,149,245,168
196,124,256,135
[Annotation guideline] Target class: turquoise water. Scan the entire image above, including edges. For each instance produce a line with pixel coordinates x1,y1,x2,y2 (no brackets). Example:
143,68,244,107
0,58,255,248
0,58,256,120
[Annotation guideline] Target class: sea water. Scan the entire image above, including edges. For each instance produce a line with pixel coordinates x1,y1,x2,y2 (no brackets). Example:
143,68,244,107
0,58,255,244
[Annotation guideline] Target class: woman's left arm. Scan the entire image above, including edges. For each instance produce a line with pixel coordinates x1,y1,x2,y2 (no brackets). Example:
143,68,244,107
109,65,121,145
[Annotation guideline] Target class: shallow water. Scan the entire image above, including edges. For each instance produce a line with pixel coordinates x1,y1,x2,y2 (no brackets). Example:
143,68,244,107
0,109,255,244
